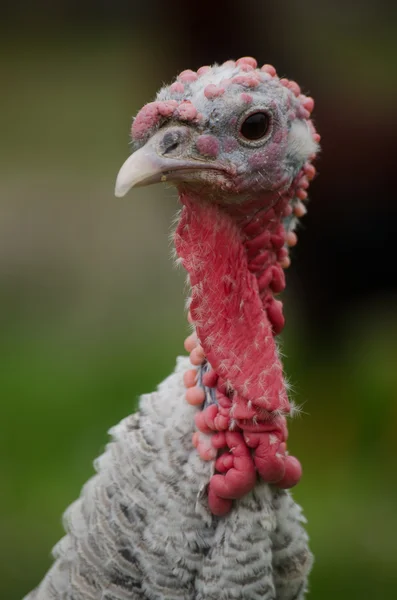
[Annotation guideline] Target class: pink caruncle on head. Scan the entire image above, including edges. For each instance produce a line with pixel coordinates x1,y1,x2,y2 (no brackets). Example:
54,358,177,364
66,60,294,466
131,56,319,202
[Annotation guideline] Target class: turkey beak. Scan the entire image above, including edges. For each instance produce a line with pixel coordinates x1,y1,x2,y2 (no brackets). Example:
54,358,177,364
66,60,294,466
115,127,224,197
115,142,167,197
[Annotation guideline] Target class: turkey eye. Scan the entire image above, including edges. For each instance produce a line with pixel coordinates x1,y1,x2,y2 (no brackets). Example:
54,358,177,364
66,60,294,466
240,112,270,141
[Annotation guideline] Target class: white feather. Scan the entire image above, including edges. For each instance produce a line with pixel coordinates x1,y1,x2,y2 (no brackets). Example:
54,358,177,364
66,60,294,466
287,120,319,164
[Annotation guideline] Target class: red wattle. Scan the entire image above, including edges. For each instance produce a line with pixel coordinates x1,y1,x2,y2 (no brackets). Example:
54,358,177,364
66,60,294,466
175,192,300,514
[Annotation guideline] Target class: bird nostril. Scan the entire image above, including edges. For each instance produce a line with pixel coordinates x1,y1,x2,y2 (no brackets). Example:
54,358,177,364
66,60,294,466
162,131,180,155
164,141,179,154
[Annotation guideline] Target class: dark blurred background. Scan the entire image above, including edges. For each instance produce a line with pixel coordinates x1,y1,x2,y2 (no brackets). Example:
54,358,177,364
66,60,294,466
1,1,396,598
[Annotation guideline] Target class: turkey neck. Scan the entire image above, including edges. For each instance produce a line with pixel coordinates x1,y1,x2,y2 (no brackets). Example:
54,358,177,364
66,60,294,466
174,190,292,423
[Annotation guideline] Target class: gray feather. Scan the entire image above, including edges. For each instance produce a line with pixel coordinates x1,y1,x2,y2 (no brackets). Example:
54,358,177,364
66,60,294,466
24,357,311,600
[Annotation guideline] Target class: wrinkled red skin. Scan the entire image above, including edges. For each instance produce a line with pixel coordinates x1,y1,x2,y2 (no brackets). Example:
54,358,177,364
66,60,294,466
175,193,302,516
194,389,302,515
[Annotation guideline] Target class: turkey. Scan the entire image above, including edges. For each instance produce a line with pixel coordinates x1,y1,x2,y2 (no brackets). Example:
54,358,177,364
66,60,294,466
24,57,320,600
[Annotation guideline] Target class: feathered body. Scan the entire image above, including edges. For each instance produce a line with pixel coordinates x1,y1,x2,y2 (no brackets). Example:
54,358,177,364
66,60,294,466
26,358,311,600
25,57,319,599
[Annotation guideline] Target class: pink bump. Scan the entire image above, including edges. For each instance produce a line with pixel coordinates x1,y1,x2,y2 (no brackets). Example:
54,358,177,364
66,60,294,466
157,100,178,117
185,386,205,406
288,81,301,96
197,65,211,76
281,254,291,269
286,231,298,247
261,64,277,77
170,81,185,94
294,201,307,217
303,96,315,113
215,453,234,472
241,92,253,104
176,101,198,121
204,84,226,99
299,176,309,190
196,134,220,158
236,56,258,69
131,102,161,140
297,106,310,120
222,60,236,68
280,78,289,87
267,297,285,334
239,63,254,72
195,432,218,461
178,69,198,83
232,75,260,88
277,456,302,489
304,163,316,180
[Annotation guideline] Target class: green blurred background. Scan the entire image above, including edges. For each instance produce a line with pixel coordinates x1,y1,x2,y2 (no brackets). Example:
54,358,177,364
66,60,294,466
1,1,396,598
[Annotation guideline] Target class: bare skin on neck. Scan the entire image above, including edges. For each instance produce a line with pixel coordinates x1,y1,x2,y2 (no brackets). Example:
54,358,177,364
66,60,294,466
176,193,302,515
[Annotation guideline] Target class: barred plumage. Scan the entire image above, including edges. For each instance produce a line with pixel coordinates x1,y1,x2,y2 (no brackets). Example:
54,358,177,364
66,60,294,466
25,357,311,600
